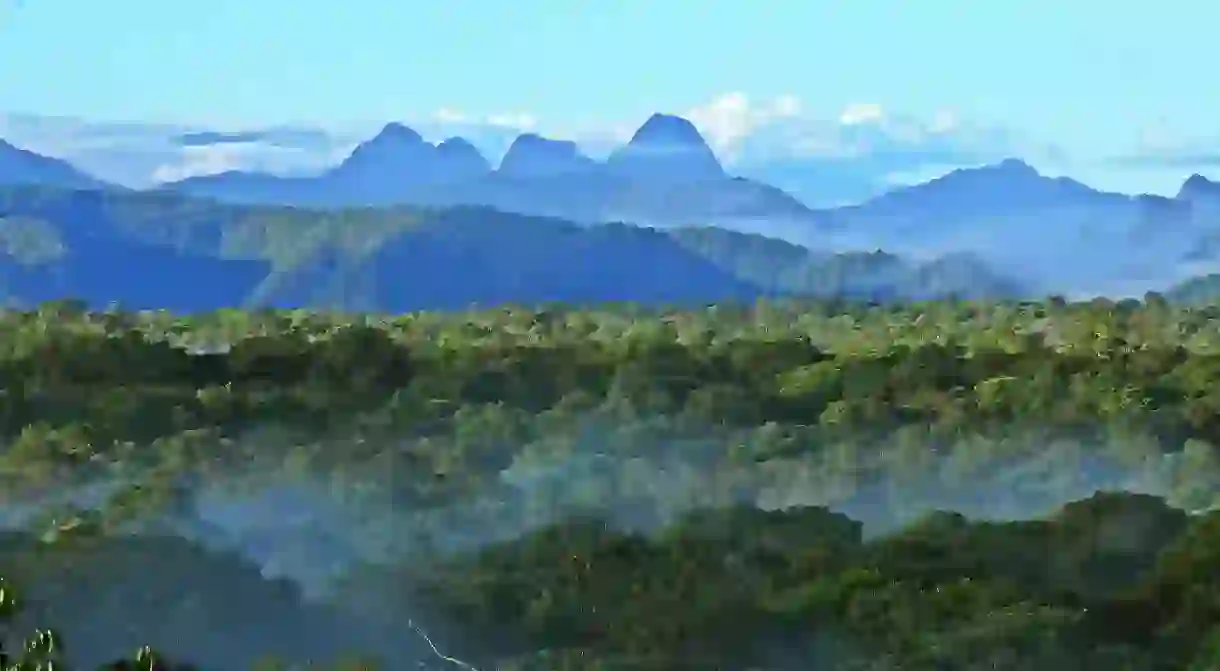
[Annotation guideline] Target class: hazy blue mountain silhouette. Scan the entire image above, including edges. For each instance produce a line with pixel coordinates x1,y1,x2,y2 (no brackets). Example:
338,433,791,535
0,243,271,313
1174,175,1220,264
0,185,1023,313
1177,174,1220,203
497,134,598,178
828,159,1103,221
262,208,772,312
164,114,826,234
167,124,494,207
5,124,1220,303
0,188,268,312
0,186,771,312
603,113,725,183
322,124,494,205
667,226,1025,300
0,139,107,190
814,160,1220,296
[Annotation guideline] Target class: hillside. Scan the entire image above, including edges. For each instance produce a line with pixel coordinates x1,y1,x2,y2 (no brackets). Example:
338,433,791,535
669,226,1026,300
0,185,1026,313
0,186,765,312
0,138,107,190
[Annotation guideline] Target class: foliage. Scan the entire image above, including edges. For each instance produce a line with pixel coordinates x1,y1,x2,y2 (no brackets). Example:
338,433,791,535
0,297,1218,667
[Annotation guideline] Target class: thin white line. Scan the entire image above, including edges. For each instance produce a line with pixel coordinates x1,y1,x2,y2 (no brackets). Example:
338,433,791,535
407,618,480,670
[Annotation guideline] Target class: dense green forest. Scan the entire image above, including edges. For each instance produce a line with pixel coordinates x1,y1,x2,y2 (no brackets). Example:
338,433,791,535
1,297,1220,668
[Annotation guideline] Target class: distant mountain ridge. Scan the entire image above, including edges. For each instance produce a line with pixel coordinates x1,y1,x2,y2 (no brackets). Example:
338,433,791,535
0,185,1028,313
814,161,1220,297
0,138,106,190
1177,174,1220,202
4,118,1220,302
155,121,1220,300
668,227,1024,301
162,113,825,234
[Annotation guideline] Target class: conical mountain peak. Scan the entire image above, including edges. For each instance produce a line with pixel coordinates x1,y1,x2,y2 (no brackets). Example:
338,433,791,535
1178,173,1220,201
605,113,724,182
499,133,595,177
628,113,710,149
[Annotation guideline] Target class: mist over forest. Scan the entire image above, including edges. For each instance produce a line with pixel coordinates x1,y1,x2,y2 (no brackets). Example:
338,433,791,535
0,299,1215,669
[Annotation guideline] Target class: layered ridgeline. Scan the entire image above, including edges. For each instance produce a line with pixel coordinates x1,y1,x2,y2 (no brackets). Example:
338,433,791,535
163,114,821,237
0,302,1217,668
156,115,1220,297
7,117,1220,303
0,184,1029,312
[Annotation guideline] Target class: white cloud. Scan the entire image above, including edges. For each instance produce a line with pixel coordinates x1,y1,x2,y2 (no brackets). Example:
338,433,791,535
1102,119,1220,174
486,112,536,130
682,95,1003,167
554,123,636,159
149,141,353,183
425,107,538,131
1133,116,1178,152
929,109,959,134
432,108,470,124
422,108,539,136
685,91,751,150
703,99,1055,206
683,91,804,156
151,146,244,183
838,103,885,126
719,98,1042,169
774,94,801,117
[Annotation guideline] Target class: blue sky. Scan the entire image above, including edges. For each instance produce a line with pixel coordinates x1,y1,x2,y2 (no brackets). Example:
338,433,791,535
1,0,1217,193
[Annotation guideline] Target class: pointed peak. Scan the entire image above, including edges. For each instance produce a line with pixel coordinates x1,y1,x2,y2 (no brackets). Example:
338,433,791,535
331,122,441,180
993,157,1038,174
606,114,723,182
437,136,480,152
368,122,424,145
1178,173,1220,200
433,137,490,176
629,114,708,147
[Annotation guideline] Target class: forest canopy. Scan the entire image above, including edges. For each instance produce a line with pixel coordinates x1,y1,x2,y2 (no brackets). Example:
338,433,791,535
0,297,1218,669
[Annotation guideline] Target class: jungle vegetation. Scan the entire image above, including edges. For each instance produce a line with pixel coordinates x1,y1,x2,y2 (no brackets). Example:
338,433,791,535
0,296,1218,668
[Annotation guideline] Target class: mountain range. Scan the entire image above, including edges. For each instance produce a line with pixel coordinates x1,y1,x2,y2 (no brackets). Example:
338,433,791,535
162,114,821,239
155,115,1220,296
814,160,1220,295
0,184,1025,314
1,112,1220,311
